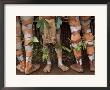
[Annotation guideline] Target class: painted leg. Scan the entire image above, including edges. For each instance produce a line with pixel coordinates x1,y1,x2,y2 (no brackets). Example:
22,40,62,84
88,53,95,71
55,33,69,71
21,16,40,75
43,46,52,73
81,23,95,71
87,45,95,72
42,35,52,73
43,58,52,73
16,16,25,73
41,17,56,73
70,49,83,72
80,16,95,72
68,16,83,72
80,16,91,34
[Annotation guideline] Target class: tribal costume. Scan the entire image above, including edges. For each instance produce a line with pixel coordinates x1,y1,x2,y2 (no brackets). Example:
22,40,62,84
68,16,95,72
40,16,69,72
16,16,40,74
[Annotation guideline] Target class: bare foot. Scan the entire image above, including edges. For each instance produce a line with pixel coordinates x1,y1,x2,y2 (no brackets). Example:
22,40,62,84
25,64,40,75
58,64,69,72
70,64,83,73
16,64,25,73
90,61,95,72
43,64,52,73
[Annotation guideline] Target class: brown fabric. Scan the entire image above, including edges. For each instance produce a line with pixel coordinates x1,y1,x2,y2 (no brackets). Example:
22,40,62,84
42,18,57,45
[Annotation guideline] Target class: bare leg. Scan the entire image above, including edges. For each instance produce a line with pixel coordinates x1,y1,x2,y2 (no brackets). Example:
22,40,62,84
68,16,83,72
80,16,95,72
41,17,56,73
43,60,52,73
70,49,83,72
55,48,69,71
16,16,25,73
43,47,52,73
21,16,40,75
55,32,69,71
42,35,52,73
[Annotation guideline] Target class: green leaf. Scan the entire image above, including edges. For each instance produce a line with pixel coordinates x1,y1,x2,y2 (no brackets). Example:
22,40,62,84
56,16,62,29
36,18,49,32
84,44,86,49
36,21,41,28
44,19,49,29
77,46,81,51
81,41,86,50
39,21,44,32
32,36,39,42
42,47,49,61
36,17,42,28
74,43,82,51
62,46,71,53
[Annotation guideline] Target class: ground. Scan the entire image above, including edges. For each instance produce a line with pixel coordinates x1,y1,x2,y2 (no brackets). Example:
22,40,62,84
16,59,95,75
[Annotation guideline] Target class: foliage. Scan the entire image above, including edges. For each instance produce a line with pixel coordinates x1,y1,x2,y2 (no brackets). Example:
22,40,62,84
61,45,75,62
28,36,39,46
35,16,62,32
35,17,49,33
62,45,71,53
68,37,87,52
32,36,39,42
55,16,62,30
42,47,49,62
82,40,87,50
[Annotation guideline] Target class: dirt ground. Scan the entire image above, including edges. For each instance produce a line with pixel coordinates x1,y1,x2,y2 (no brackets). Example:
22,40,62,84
16,59,95,75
